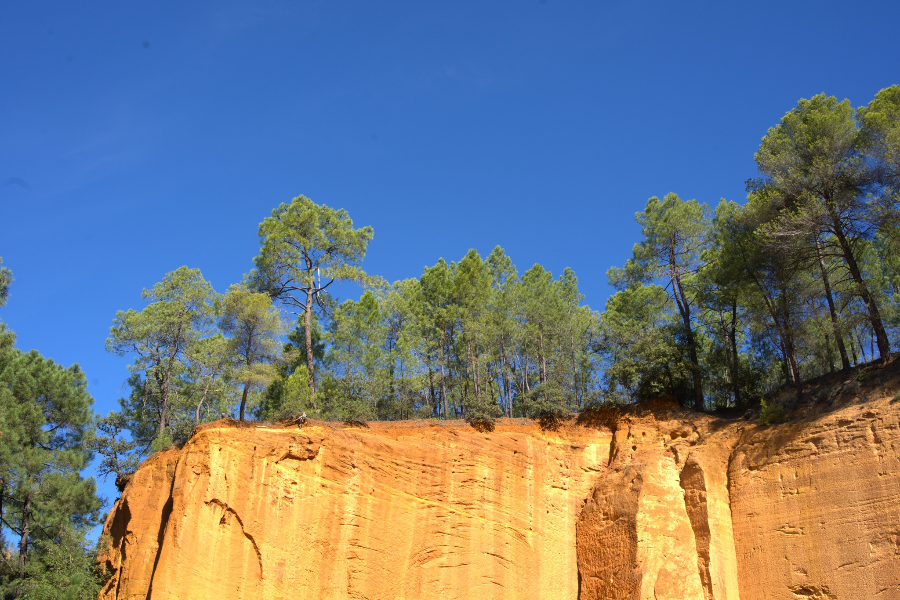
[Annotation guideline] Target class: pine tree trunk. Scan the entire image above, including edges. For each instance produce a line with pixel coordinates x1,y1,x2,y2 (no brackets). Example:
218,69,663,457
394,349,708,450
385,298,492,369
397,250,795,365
780,294,803,401
671,271,704,411
388,339,396,405
304,291,317,393
16,492,31,595
848,334,859,365
196,379,213,423
816,238,851,371
439,343,448,419
729,301,742,407
155,369,169,438
831,218,891,361
857,332,869,363
571,333,579,408
538,330,547,385
427,362,436,416
499,347,512,417
467,339,480,404
239,383,250,421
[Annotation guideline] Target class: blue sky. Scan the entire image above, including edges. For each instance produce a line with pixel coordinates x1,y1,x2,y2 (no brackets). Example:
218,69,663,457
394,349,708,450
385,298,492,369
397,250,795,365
2,0,899,505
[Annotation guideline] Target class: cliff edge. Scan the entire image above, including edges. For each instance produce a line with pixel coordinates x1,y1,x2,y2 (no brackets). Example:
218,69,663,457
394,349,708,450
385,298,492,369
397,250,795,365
98,364,900,599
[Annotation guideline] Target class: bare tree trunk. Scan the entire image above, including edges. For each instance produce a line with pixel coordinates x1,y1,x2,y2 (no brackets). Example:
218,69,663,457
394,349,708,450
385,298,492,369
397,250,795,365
427,361,436,416
857,332,869,363
779,340,791,385
239,383,250,421
671,272,704,411
467,339,480,404
195,379,213,423
729,301,742,407
155,369,169,438
538,330,547,385
304,291,317,393
816,238,851,371
500,349,512,417
522,350,531,393
16,492,31,596
781,296,803,402
439,343,448,419
571,333,579,408
832,220,891,361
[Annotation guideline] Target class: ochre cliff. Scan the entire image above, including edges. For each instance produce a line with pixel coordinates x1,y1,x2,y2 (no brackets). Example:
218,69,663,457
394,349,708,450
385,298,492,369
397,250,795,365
99,367,900,599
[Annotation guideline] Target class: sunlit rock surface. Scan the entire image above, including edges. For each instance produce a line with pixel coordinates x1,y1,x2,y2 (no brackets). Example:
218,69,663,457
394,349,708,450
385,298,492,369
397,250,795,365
98,368,900,600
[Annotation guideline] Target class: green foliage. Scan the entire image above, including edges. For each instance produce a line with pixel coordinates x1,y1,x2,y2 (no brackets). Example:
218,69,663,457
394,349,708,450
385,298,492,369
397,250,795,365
858,84,900,191
609,193,711,410
220,285,286,420
0,257,12,309
0,337,103,597
252,195,374,396
17,529,106,600
254,243,599,424
598,284,690,403
271,365,317,420
759,399,790,425
92,411,143,486
106,267,222,446
754,92,892,361
259,315,325,419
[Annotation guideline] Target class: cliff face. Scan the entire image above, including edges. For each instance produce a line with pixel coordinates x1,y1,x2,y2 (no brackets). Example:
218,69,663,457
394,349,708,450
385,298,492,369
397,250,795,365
99,371,900,600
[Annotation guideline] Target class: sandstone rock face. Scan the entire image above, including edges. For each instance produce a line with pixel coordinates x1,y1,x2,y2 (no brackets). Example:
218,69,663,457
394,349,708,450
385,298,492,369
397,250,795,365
729,400,900,598
99,382,900,600
100,421,612,600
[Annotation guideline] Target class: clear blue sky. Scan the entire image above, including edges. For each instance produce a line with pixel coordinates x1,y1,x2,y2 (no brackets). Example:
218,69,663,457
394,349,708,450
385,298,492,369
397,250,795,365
2,0,898,505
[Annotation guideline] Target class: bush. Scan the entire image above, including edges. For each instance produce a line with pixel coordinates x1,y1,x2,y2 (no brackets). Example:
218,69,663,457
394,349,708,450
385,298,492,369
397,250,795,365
266,365,318,421
759,399,790,425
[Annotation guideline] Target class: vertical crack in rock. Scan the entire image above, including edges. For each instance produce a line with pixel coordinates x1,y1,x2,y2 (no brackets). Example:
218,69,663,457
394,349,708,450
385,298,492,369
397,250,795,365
102,499,131,600
680,456,715,600
145,471,177,600
607,423,618,467
205,499,264,579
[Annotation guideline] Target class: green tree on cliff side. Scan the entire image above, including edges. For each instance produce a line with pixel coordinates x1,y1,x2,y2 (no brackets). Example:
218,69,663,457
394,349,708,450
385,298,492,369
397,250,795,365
220,285,286,421
754,94,892,361
0,327,104,599
259,314,325,421
106,267,221,448
251,195,374,398
608,193,711,410
597,283,688,403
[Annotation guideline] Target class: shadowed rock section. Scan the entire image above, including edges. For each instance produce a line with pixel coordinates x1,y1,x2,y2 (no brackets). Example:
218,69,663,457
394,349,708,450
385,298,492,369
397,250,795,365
575,467,643,598
680,457,714,599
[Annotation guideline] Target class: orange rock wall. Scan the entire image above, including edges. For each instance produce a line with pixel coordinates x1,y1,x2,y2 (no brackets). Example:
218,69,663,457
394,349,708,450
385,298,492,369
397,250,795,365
100,421,613,600
729,400,900,598
99,392,900,600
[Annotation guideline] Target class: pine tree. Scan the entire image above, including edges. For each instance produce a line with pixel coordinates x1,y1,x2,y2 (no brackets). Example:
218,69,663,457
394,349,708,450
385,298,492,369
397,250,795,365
0,334,102,597
609,193,711,410
106,267,221,447
252,195,373,394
